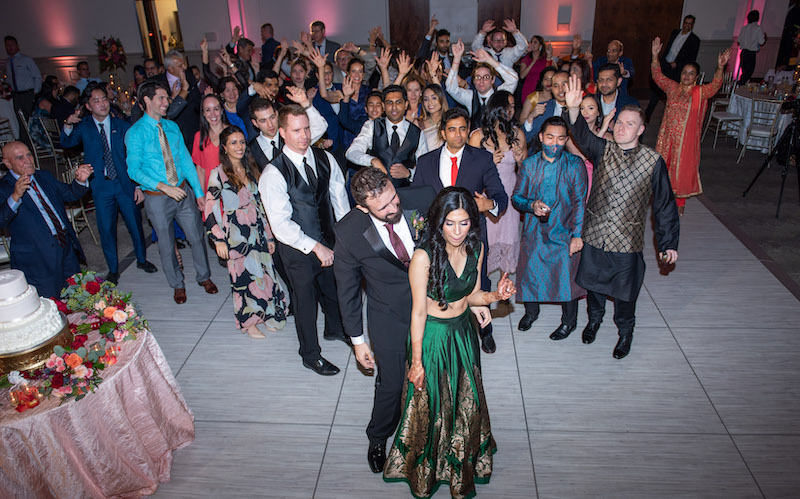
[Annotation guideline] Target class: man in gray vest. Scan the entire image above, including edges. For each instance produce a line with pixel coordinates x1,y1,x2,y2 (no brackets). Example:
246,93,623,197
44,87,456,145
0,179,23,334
345,85,428,188
563,74,679,359
259,104,350,375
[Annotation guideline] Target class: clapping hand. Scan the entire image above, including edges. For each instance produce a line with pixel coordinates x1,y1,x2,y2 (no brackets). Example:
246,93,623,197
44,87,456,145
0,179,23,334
74,164,94,183
718,48,731,68
565,74,583,110
12,174,31,202
652,37,663,58
496,272,517,300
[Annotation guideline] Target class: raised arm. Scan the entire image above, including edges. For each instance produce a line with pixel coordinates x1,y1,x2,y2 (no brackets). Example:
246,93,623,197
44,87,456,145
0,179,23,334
564,74,606,165
700,49,730,100
651,37,678,93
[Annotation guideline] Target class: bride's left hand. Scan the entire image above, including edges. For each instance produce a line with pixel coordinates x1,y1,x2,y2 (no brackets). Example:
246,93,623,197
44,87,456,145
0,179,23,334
497,272,517,300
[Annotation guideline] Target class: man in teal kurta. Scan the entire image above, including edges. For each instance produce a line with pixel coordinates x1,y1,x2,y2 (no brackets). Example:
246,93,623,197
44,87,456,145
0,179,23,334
512,116,587,340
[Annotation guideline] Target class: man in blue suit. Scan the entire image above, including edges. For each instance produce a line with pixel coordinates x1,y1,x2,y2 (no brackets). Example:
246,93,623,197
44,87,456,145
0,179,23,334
61,83,157,284
0,142,92,298
596,63,639,121
412,107,508,354
592,40,635,95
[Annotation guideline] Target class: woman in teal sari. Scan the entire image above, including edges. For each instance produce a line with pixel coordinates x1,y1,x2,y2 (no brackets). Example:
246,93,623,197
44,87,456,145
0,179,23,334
383,187,516,499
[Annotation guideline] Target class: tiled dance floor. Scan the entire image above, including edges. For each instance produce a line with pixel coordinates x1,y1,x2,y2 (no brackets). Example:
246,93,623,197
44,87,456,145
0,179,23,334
124,198,800,498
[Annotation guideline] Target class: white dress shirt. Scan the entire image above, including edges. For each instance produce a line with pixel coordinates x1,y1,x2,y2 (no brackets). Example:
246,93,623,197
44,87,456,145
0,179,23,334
345,117,429,167
471,30,529,67
351,212,415,346
254,106,328,162
666,31,691,63
738,23,766,52
259,146,349,254
445,62,519,116
438,145,499,216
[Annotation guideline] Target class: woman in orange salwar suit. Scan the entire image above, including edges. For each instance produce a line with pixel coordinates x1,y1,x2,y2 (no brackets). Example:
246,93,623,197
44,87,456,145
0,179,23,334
651,37,731,215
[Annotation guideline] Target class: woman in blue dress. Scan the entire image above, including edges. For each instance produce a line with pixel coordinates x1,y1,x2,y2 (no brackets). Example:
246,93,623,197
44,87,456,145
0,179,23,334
383,187,516,499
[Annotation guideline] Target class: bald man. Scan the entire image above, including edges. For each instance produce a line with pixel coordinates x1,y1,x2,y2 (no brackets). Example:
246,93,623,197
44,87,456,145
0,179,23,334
0,141,92,297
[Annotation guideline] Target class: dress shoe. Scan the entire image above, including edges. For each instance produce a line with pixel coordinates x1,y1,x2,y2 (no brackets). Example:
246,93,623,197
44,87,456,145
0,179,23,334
479,323,495,354
367,441,386,473
518,313,539,331
582,322,601,344
105,272,120,285
303,357,340,376
136,260,158,273
198,279,218,294
549,323,576,340
324,332,351,345
613,335,633,359
173,288,187,304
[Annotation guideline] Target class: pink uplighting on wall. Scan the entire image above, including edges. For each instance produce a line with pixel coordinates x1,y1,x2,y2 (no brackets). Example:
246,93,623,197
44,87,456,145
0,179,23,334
39,0,77,48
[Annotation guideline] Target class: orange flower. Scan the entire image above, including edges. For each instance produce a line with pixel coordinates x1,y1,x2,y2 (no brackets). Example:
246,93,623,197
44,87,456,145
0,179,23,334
103,306,117,319
65,353,83,368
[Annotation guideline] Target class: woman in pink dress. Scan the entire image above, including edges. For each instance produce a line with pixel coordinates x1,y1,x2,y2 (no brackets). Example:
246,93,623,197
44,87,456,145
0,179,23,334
519,36,549,102
469,90,527,274
192,94,230,194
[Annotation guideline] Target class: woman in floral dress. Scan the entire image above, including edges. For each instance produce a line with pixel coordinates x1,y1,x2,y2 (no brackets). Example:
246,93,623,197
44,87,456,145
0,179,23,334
651,37,731,215
205,126,289,338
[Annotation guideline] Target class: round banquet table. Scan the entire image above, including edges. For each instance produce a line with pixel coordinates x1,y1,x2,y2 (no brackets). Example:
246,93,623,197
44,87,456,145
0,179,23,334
727,88,792,153
0,328,194,498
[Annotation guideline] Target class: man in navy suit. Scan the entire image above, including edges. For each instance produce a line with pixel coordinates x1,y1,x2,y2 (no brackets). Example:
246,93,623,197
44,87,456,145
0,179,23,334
412,107,508,353
61,83,157,284
596,64,639,121
0,142,92,298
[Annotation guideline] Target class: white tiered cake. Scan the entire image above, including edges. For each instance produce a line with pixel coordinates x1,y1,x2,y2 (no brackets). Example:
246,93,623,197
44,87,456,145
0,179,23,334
0,270,67,358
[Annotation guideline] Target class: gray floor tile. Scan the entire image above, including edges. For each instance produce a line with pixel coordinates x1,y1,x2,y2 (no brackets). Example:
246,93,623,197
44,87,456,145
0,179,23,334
531,431,762,498
516,327,725,433
153,421,328,498
146,319,209,374
673,327,800,434
733,435,800,499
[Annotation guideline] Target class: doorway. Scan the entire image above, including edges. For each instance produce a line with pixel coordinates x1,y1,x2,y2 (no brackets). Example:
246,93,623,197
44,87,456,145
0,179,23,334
135,0,185,62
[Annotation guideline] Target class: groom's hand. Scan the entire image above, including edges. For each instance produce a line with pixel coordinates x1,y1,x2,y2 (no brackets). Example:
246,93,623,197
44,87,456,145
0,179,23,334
354,343,375,369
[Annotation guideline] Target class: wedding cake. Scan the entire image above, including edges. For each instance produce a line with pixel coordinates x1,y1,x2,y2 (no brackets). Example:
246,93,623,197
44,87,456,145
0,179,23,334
0,270,70,372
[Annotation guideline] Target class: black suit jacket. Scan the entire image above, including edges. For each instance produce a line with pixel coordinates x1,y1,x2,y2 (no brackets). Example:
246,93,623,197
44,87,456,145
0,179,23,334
333,187,433,352
664,29,701,76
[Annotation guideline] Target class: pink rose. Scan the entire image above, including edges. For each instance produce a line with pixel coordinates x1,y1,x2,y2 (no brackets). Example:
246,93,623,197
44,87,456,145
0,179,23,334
112,310,128,323
124,305,135,317
72,364,90,379
113,329,126,341
45,353,59,369
94,300,107,311
52,386,73,398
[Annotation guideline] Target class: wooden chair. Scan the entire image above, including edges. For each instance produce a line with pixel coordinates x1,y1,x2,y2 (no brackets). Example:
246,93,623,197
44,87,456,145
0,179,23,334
37,116,70,176
62,158,97,244
737,98,782,164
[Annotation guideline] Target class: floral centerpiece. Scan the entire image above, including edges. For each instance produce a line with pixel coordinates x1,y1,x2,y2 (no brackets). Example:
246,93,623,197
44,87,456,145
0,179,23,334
96,36,127,73
0,271,147,407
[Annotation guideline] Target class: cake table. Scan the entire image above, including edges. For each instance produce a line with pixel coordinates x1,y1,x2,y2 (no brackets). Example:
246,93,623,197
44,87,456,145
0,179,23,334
0,328,194,498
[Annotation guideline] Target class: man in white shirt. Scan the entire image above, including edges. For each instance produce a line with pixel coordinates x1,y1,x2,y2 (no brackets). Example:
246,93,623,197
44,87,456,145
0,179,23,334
259,104,350,376
3,36,42,118
738,10,767,84
346,85,428,188
74,61,102,94
446,39,519,128
471,18,528,67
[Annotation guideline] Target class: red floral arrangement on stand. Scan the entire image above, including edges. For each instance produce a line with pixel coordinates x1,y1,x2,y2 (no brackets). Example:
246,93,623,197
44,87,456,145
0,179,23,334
96,36,127,73
0,272,147,409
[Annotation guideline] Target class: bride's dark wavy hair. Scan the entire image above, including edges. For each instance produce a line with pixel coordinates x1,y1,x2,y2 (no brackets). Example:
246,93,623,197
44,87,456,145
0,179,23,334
422,187,481,310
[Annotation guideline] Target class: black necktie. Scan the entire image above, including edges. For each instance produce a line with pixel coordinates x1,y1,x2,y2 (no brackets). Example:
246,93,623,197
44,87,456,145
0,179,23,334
390,125,400,153
98,123,117,180
303,156,318,190
30,180,67,247
270,139,279,160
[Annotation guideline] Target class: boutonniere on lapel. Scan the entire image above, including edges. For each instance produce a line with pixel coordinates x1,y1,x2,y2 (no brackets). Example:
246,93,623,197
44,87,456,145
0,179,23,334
410,210,426,242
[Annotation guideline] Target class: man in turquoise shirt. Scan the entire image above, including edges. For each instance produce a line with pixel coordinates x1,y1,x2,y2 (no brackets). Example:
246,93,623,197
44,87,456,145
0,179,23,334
126,80,217,304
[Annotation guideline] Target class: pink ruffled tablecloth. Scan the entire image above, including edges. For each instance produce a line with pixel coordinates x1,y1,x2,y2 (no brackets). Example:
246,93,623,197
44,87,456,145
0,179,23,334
0,329,195,498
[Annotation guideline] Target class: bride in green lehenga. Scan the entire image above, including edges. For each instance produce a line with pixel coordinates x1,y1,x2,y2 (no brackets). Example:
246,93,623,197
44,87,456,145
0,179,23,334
383,187,516,499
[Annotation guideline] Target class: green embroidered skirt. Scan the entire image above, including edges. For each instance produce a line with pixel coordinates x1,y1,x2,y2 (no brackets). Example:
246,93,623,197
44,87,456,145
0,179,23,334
383,309,496,499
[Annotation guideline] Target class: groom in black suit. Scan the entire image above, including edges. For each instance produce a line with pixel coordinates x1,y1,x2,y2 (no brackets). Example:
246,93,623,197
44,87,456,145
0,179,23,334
334,168,435,473
412,107,508,354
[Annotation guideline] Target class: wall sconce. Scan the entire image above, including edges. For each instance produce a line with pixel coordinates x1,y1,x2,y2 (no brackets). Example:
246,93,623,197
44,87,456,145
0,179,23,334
557,5,572,32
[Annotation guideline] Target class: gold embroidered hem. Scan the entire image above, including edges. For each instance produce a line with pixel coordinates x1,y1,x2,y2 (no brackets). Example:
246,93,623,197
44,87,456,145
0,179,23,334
383,310,496,499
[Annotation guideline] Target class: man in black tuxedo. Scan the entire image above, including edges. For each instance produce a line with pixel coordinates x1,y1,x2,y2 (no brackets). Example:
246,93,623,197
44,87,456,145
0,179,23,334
334,168,436,473
645,15,700,121
412,107,508,353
